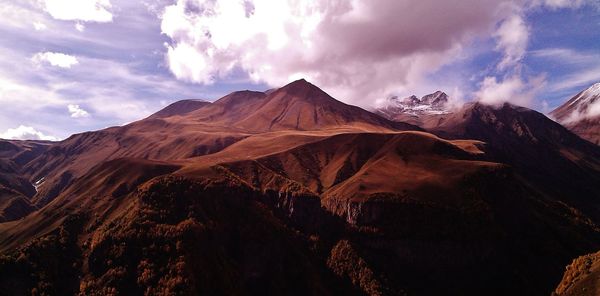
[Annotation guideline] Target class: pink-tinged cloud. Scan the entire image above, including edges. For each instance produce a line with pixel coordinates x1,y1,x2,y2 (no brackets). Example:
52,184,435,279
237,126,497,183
160,0,531,106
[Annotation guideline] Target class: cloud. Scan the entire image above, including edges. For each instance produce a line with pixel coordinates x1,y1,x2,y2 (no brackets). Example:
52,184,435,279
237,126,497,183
494,14,529,70
160,0,522,105
32,52,79,68
532,0,590,9
474,7,545,107
552,65,600,90
530,48,599,65
42,0,113,23
67,104,90,118
588,102,600,118
33,22,47,31
0,42,218,138
0,125,58,141
531,48,600,92
75,22,86,32
476,74,546,107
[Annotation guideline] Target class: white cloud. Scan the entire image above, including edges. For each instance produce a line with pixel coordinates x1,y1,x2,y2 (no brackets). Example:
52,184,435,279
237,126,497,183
166,41,212,84
476,74,546,107
0,125,58,141
75,22,86,32
552,65,600,91
473,7,542,107
531,49,600,93
33,22,47,31
0,2,47,29
531,48,599,65
494,14,529,70
43,0,113,23
532,0,589,9
67,104,90,118
32,52,79,68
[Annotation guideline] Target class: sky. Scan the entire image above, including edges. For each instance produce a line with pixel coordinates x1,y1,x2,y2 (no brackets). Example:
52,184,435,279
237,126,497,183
0,0,599,140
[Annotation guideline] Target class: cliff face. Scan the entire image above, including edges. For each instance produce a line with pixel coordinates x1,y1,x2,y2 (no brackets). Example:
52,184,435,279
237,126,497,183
554,250,600,296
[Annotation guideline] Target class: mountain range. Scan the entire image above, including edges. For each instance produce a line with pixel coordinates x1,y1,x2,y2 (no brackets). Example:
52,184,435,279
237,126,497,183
1,79,600,295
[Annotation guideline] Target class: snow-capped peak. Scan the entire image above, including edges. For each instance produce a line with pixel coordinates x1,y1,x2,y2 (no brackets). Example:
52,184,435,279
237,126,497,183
551,82,600,124
582,82,600,98
378,91,450,117
567,82,600,109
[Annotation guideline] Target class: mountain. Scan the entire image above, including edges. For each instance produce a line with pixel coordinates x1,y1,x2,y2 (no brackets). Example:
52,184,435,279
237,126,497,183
2,80,600,295
551,82,600,145
432,102,600,220
375,91,452,129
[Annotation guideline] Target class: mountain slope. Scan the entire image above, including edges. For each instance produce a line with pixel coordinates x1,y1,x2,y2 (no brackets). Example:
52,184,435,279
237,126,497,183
432,102,600,220
551,82,600,145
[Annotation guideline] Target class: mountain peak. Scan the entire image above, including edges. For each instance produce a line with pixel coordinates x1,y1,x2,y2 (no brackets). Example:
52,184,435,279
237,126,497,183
582,82,600,97
149,99,210,119
420,91,449,107
278,78,324,96
550,82,600,145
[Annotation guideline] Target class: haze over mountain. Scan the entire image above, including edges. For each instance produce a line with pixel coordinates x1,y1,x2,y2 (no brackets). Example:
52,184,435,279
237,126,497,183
1,79,600,295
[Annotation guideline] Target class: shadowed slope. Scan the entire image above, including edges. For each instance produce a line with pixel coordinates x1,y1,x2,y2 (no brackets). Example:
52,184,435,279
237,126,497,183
215,131,600,295
0,140,51,221
432,102,600,220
